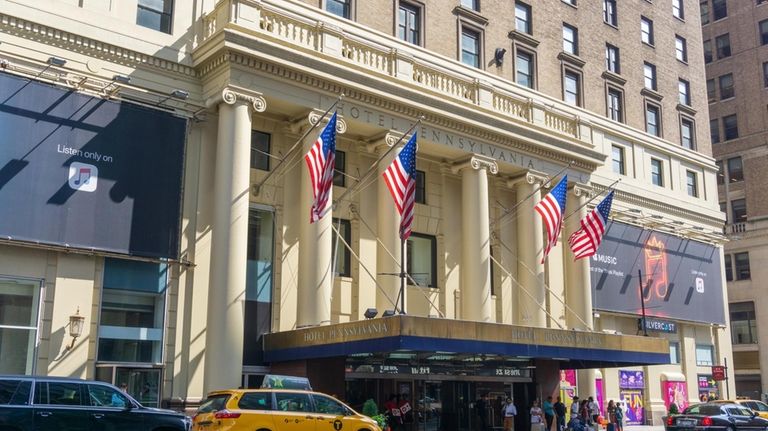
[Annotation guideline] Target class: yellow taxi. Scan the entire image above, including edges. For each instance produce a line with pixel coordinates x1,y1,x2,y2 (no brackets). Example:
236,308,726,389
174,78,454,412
192,388,381,431
709,399,768,419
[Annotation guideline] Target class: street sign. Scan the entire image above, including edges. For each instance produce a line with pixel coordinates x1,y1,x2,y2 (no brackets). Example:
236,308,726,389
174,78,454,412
712,366,727,381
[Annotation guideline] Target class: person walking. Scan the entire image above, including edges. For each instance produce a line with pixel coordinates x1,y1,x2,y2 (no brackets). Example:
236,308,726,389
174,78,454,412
554,396,567,431
588,397,599,425
531,399,545,431
543,396,555,431
606,400,616,431
503,397,518,431
614,402,624,431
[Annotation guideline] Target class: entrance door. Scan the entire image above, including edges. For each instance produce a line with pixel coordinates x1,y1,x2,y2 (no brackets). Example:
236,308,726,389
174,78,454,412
414,381,441,431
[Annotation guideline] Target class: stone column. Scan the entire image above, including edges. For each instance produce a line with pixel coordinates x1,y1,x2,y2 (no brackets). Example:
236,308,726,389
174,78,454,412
513,171,548,327
564,184,593,331
374,132,403,313
204,86,266,393
298,111,347,327
454,155,498,322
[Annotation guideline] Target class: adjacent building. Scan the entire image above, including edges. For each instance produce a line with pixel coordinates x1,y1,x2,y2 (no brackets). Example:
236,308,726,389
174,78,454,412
0,0,732,427
702,0,768,401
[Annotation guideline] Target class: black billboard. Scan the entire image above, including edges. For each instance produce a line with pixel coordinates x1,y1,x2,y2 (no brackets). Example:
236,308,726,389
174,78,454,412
591,221,725,325
0,73,186,259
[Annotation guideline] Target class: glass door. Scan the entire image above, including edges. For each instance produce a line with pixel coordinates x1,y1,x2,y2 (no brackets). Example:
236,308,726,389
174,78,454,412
95,365,162,407
0,277,42,375
415,381,441,431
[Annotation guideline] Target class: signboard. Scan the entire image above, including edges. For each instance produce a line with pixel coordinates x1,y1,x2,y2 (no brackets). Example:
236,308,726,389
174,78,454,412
620,389,644,425
643,318,677,333
592,222,725,325
698,374,719,400
560,370,577,407
0,73,186,259
347,364,531,378
711,366,726,381
663,381,688,411
619,370,645,389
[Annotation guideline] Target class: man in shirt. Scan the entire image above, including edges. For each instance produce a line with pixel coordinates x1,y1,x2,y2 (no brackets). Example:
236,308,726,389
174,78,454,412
554,396,567,431
543,396,555,431
503,397,518,431
588,397,600,424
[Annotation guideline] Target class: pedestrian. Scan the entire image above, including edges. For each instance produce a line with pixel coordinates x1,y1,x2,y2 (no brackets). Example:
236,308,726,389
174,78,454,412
477,394,489,431
503,397,518,431
531,399,545,431
588,397,599,424
385,394,402,431
570,396,580,422
606,400,616,431
554,396,567,431
543,396,555,431
579,400,589,423
614,402,624,431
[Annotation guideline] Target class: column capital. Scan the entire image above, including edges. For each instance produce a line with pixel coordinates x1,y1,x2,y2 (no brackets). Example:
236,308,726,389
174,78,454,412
365,130,403,154
206,85,267,113
287,108,348,136
451,154,499,175
571,182,593,199
507,169,548,188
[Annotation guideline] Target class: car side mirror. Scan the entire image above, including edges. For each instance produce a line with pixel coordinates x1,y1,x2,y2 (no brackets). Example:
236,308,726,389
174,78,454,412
751,412,757,418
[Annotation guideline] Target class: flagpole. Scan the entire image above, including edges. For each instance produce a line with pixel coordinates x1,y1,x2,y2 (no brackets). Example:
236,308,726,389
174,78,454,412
254,94,344,193
399,235,406,314
563,178,621,221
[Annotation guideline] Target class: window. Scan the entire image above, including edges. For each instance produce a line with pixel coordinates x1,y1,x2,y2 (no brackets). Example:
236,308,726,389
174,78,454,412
461,0,479,10
716,160,725,185
276,392,312,412
0,379,31,405
681,118,694,149
0,278,40,374
98,259,167,364
641,17,654,45
723,114,738,140
606,44,620,73
646,103,661,136
239,392,273,410
715,34,731,59
562,24,578,55
695,345,714,366
516,51,534,88
670,342,681,364
243,208,273,367
314,395,348,415
407,233,437,288
564,71,581,106
763,62,768,87
703,39,713,63
728,156,743,182
515,2,532,34
675,36,688,62
608,88,623,122
718,74,734,99
710,119,720,144
562,0,576,5
251,131,271,171
678,80,691,105
326,0,351,18
730,302,758,344
700,1,710,24
724,253,732,281
604,0,617,26
398,2,421,45
136,0,173,33
731,199,747,222
760,20,768,45
650,158,663,186
415,170,426,204
706,79,716,102
331,218,351,277
333,150,346,187
713,0,727,20
40,382,83,406
461,28,481,68
686,171,698,197
612,145,625,175
644,62,657,90
735,252,751,279
88,384,129,408
673,0,684,19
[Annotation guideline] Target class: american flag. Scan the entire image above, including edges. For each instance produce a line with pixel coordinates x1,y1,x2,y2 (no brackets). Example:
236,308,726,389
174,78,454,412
534,175,568,263
383,133,418,240
568,190,615,260
304,112,337,223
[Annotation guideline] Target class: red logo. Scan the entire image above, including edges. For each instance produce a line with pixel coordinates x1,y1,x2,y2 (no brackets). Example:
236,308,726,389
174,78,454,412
712,366,726,381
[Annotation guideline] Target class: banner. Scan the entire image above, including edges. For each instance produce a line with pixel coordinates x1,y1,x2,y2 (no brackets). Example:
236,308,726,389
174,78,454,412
619,389,644,425
591,221,725,325
619,370,645,389
663,381,688,411
0,73,186,258
560,369,577,407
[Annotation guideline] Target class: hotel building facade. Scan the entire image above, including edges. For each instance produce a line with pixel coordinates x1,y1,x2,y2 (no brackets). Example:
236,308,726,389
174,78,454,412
0,0,733,427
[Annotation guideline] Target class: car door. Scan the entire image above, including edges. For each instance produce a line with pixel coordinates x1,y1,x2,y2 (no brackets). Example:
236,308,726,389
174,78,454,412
32,381,89,431
86,383,144,431
0,378,34,431
234,391,277,430
273,391,316,431
311,394,361,431
726,407,757,431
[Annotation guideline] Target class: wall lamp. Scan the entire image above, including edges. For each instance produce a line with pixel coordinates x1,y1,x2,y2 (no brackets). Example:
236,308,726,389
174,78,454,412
157,89,190,106
102,75,131,97
47,57,67,67
66,307,85,350
382,309,396,317
364,308,378,319
493,48,506,66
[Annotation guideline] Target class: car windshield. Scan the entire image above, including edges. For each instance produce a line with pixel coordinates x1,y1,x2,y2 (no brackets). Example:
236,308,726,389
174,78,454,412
752,402,768,412
198,394,231,413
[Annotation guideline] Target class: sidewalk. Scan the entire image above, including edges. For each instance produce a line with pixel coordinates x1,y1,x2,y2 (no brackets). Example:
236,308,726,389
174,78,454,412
624,425,665,431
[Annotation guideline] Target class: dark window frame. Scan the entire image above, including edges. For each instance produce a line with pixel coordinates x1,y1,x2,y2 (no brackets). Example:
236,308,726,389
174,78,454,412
606,43,620,73
251,130,271,171
681,117,695,149
333,150,346,187
641,16,654,45
406,233,438,288
715,33,731,59
515,1,532,34
460,26,482,68
728,156,744,182
645,102,661,137
723,114,739,140
686,170,698,197
678,79,691,105
675,35,688,62
331,218,352,277
398,1,422,45
563,69,582,106
644,62,657,90
611,145,626,175
712,0,727,20
604,0,618,26
325,0,352,19
735,251,751,280
415,170,426,204
515,50,535,88
719,73,734,100
136,0,173,34
673,0,684,19
731,198,747,223
650,158,664,186
562,23,579,55
607,87,624,123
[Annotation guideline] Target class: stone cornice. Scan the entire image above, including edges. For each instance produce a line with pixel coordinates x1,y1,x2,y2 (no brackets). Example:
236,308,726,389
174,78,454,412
452,155,499,175
206,85,267,112
0,12,196,77
602,185,724,228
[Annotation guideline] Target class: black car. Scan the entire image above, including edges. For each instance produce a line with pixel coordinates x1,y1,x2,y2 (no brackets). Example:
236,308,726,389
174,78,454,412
0,375,191,431
666,403,768,431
